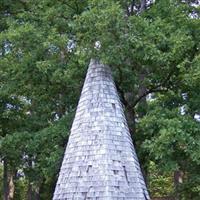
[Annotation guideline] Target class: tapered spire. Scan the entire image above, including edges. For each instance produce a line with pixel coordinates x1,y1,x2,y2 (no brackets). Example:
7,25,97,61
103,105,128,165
53,59,150,200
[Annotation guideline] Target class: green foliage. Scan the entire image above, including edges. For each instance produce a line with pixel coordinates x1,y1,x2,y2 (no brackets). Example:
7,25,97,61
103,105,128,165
0,114,73,199
149,161,174,197
138,98,200,198
0,0,199,199
14,178,28,200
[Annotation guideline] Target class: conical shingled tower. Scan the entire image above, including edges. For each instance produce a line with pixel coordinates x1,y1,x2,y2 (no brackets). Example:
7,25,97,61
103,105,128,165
53,59,150,200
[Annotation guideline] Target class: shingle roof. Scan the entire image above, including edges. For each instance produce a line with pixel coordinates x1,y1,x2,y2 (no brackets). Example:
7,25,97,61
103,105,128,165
53,59,150,200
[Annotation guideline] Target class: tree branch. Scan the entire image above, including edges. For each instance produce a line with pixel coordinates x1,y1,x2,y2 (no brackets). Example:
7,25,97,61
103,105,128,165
130,0,135,15
139,0,147,13
132,88,168,107
132,69,175,107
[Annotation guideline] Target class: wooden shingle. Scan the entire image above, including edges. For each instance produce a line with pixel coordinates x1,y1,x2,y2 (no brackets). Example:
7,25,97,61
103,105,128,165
53,59,150,200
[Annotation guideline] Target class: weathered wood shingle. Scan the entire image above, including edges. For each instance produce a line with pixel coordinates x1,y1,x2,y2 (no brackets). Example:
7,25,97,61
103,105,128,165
53,59,150,200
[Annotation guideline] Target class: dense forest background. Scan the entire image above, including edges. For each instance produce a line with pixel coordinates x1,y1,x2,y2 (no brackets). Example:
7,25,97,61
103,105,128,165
0,0,200,199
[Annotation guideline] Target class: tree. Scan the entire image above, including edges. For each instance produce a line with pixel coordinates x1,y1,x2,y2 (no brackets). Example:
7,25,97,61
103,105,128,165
0,0,199,199
0,0,86,198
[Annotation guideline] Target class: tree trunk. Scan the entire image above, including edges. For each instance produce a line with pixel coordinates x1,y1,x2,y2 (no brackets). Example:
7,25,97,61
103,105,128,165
27,183,41,200
140,0,147,12
27,182,33,200
137,71,148,118
174,170,184,200
139,73,148,185
126,104,136,136
35,186,40,200
27,156,41,200
3,159,8,200
3,159,15,200
8,173,15,200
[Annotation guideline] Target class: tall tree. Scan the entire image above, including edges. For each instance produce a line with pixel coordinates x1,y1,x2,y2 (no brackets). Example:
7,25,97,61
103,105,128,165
0,0,199,199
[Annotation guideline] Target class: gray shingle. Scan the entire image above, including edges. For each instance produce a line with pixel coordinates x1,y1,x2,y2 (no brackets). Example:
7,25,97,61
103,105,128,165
53,59,150,200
